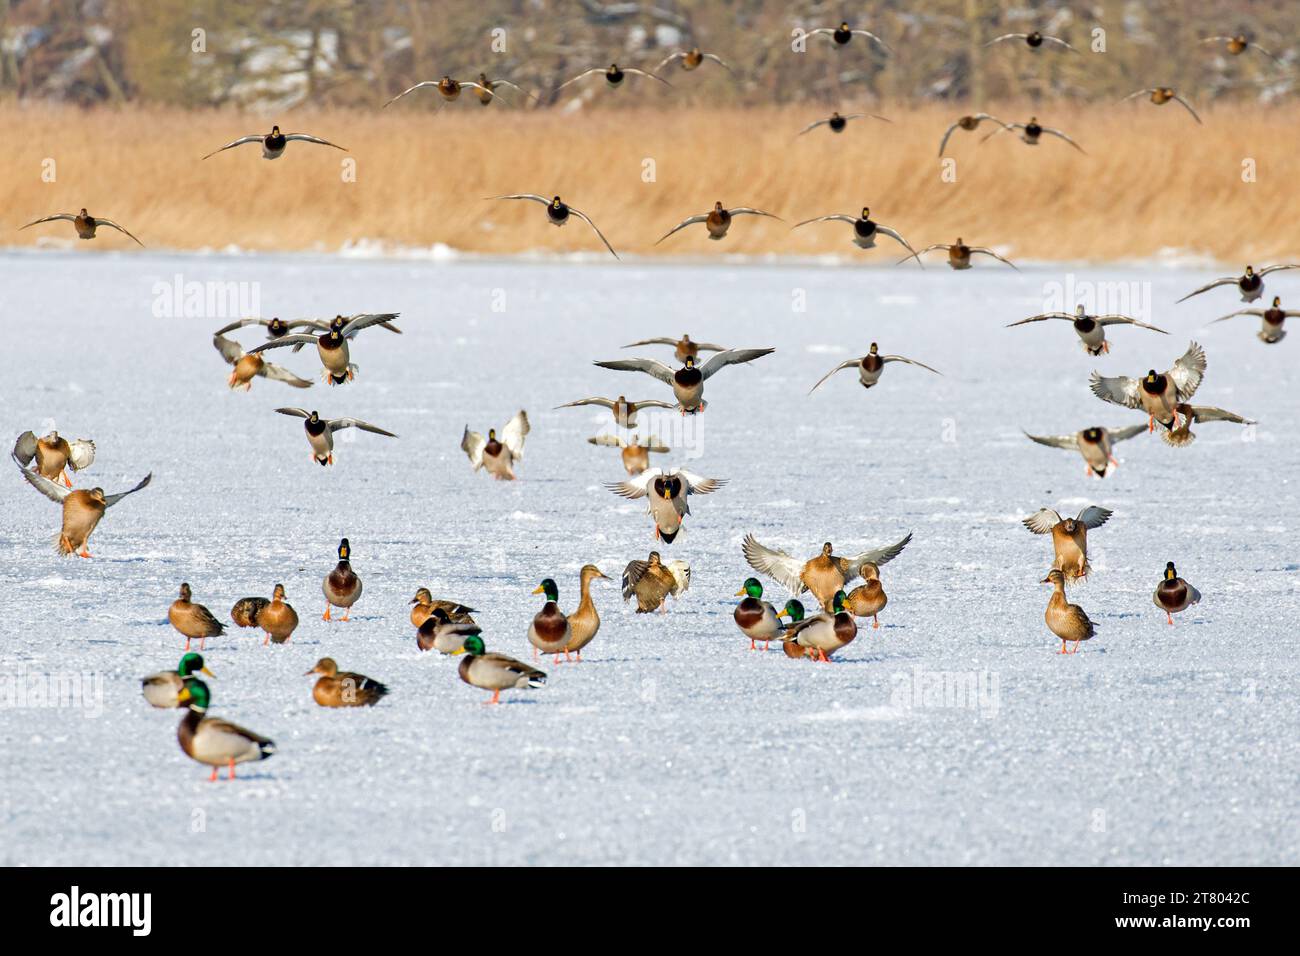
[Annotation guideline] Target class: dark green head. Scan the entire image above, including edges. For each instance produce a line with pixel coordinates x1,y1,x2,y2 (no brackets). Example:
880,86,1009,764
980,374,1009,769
462,635,486,656
832,590,847,614
338,538,350,561
533,578,559,602
737,577,763,599
178,678,210,712
177,653,210,678
782,599,806,622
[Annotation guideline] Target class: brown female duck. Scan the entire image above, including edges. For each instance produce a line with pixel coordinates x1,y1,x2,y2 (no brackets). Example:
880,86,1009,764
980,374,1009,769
304,658,388,707
170,583,226,651
1041,569,1096,654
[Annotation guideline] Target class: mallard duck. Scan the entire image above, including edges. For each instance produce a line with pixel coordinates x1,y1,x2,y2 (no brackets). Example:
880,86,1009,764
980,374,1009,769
528,578,572,662
985,31,1078,52
557,395,675,429
409,588,477,629
622,551,690,613
606,466,727,543
1179,265,1300,304
1154,562,1201,625
899,238,1018,270
593,348,774,413
843,564,889,628
982,117,1085,152
657,201,782,244
1161,404,1255,447
304,658,388,707
246,313,401,385
169,583,225,651
807,21,892,51
1200,34,1283,64
776,601,817,659
565,565,610,661
142,652,213,709
796,111,891,136
555,63,671,93
487,194,619,259
1120,87,1202,124
382,75,497,108
13,454,149,558
175,680,275,781
473,73,536,105
1007,304,1168,354
214,317,348,340
462,410,529,481
1210,296,1295,343
588,432,671,476
734,578,782,650
13,430,94,488
1089,341,1207,431
654,48,735,75
1023,425,1147,478
322,538,362,621
212,334,313,391
417,607,483,654
1041,569,1096,654
230,595,269,631
258,585,298,645
621,335,729,364
792,207,918,256
937,113,1007,156
274,408,396,465
21,208,144,246
780,590,857,662
202,125,346,160
1023,506,1113,581
459,635,546,704
743,533,912,612
809,342,941,393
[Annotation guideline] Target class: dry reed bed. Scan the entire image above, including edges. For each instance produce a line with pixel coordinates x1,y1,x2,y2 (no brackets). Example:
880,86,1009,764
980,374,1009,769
1,102,1296,262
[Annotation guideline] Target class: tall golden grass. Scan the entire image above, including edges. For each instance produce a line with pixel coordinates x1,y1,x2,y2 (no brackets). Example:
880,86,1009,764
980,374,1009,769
2,101,1296,262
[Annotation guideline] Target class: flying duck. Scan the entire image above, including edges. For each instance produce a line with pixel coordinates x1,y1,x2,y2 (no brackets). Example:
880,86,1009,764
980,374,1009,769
605,467,727,543
246,313,402,385
1089,342,1207,431
742,534,913,612
274,408,396,466
20,208,144,246
1006,304,1168,354
13,430,94,488
1022,425,1147,478
1022,506,1113,581
13,454,149,558
656,201,782,244
462,410,529,480
792,207,918,256
488,194,619,259
809,342,941,393
202,125,345,160
593,348,774,413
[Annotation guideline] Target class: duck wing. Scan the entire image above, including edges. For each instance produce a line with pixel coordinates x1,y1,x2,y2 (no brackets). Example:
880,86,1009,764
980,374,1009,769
103,473,152,508
699,347,775,380
592,357,677,385
501,410,530,458
1022,509,1064,534
1167,341,1207,399
741,534,806,595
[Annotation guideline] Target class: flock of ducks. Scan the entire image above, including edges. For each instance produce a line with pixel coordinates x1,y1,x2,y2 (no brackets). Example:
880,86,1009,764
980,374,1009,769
11,19,1292,781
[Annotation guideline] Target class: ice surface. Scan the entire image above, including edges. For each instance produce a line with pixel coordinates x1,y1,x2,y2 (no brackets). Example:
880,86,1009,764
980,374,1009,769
1,250,1296,865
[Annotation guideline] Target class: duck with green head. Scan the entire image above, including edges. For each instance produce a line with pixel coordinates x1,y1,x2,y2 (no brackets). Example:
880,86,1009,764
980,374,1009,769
142,652,213,708
527,578,572,662
1154,561,1201,625
780,590,857,662
777,599,815,659
322,537,362,621
734,577,782,650
176,679,275,781
459,634,547,704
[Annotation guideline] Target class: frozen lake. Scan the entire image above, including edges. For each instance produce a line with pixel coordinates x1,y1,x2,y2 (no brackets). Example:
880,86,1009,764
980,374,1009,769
1,249,1296,865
